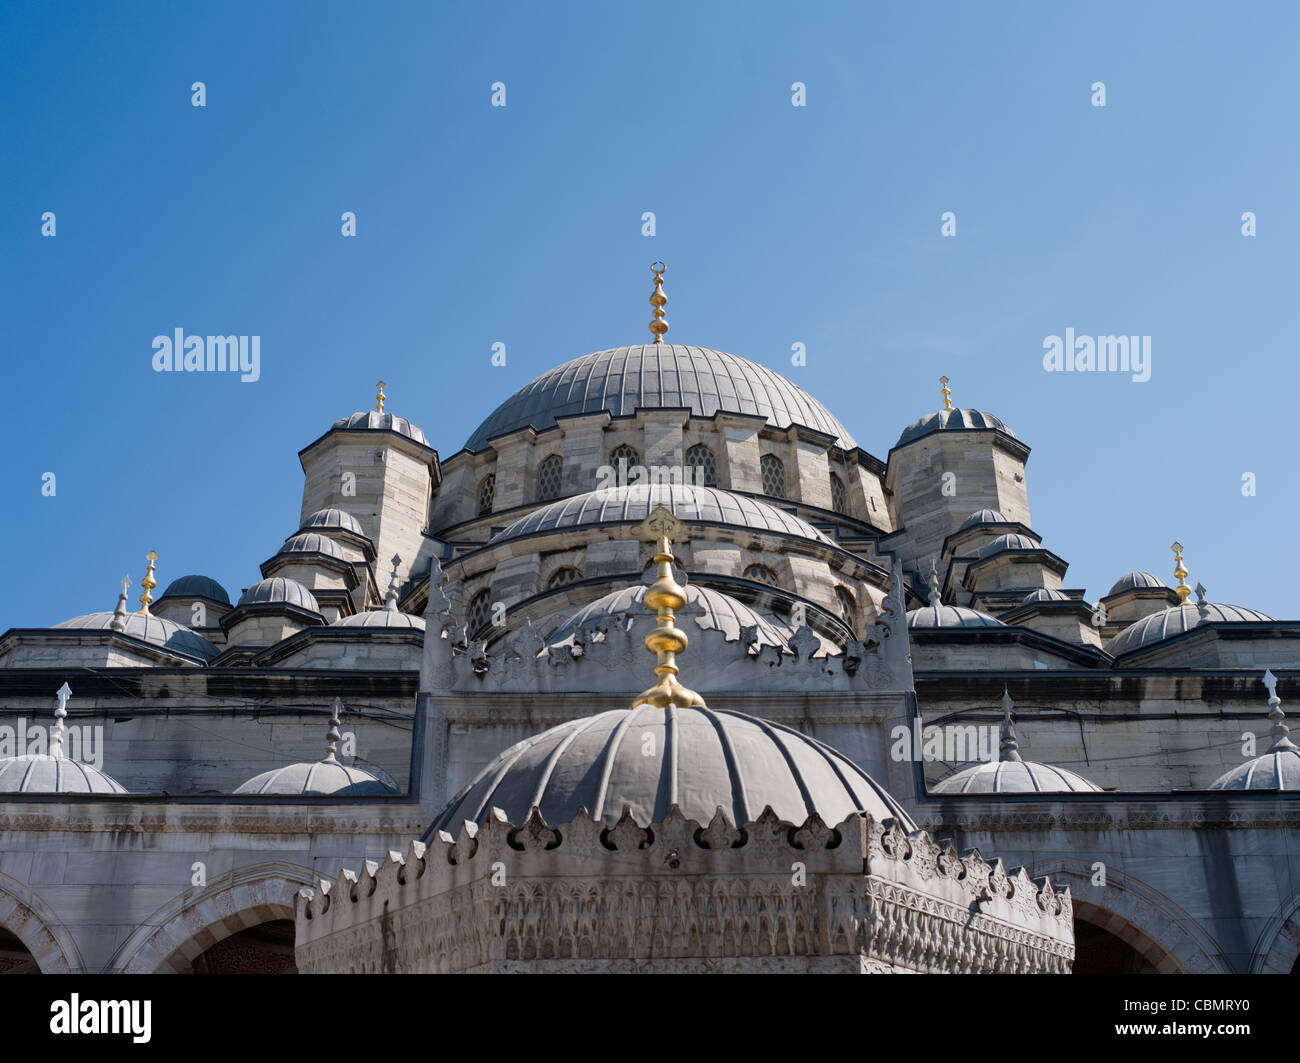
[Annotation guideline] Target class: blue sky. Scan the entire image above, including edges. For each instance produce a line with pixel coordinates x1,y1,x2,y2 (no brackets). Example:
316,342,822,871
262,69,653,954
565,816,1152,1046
2,1,1297,630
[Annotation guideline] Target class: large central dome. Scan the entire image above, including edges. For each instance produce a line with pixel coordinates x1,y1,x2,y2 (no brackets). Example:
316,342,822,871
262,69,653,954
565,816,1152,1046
465,345,857,451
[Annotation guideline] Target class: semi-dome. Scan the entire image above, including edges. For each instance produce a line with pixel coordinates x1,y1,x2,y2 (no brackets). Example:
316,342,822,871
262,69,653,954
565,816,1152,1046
896,408,1016,449
545,583,790,651
53,611,219,662
1105,571,1169,597
156,574,230,605
489,483,834,546
0,754,128,794
907,603,1005,629
464,345,856,452
333,410,429,447
1018,589,1073,606
1107,602,1274,658
237,577,321,613
279,532,346,560
976,533,1042,558
301,507,368,538
958,509,1010,530
425,703,915,837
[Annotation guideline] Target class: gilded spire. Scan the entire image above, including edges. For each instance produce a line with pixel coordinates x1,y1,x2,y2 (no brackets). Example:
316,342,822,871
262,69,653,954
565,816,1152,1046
137,551,159,614
1171,541,1190,603
629,504,706,710
940,375,952,412
648,263,668,345
999,687,1023,763
376,380,386,413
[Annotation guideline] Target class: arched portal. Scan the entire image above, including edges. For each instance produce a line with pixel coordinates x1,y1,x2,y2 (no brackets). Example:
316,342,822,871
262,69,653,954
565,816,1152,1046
0,926,39,974
0,872,83,973
187,918,296,974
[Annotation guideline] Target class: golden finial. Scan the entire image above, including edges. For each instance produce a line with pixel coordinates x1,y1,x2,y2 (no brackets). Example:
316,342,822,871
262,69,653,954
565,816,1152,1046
375,380,386,413
940,375,952,411
648,263,668,345
1171,541,1190,603
137,550,159,614
629,504,706,710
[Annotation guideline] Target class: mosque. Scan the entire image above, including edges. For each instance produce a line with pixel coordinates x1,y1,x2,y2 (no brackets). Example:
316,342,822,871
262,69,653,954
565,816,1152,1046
1,266,1298,973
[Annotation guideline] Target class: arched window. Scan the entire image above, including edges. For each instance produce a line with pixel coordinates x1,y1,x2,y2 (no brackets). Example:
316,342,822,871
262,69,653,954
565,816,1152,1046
744,563,779,587
760,454,786,498
609,443,641,475
548,567,582,589
684,443,717,487
830,472,847,513
477,474,496,516
468,589,492,637
835,586,856,629
537,455,563,501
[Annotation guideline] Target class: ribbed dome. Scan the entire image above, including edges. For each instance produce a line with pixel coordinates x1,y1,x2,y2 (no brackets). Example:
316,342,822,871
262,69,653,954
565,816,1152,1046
976,533,1042,558
1105,571,1169,597
907,603,1005,629
896,408,1016,448
931,759,1101,794
545,584,790,651
237,577,321,613
333,410,428,446
489,484,834,546
300,508,368,537
425,704,915,836
958,509,1010,530
1018,589,1073,606
279,532,346,560
234,759,396,796
0,754,127,794
465,345,856,451
332,606,426,631
53,612,218,662
1107,602,1274,658
156,574,230,605
1210,749,1300,791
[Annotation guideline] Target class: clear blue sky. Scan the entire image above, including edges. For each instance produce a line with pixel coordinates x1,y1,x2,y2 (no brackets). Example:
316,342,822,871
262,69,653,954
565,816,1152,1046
3,1,1297,630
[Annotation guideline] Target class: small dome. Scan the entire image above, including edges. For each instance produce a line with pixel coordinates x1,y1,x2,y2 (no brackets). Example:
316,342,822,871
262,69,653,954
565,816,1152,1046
426,704,915,837
279,532,346,561
300,508,367,537
490,483,834,546
1018,589,1073,606
1210,749,1300,791
53,612,218,662
234,759,395,795
333,410,429,447
1105,571,1169,597
237,577,321,614
896,408,1016,449
545,584,789,651
958,509,1010,530
976,533,1042,558
465,345,856,452
932,759,1101,794
1107,602,1274,658
0,754,127,794
156,574,230,605
907,603,1005,629
332,607,426,631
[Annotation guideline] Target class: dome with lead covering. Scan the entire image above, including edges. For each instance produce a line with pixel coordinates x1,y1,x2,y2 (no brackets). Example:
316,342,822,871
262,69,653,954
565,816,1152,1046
896,408,1016,449
425,703,915,837
465,345,856,451
976,533,1042,558
1019,589,1073,606
1107,602,1274,658
1105,571,1169,597
301,508,367,538
932,759,1101,794
237,577,321,613
53,611,218,662
907,603,1005,629
333,410,429,447
1210,673,1300,791
0,754,128,794
156,574,230,605
279,533,346,561
958,509,1010,530
489,483,834,546
333,606,426,631
545,583,789,651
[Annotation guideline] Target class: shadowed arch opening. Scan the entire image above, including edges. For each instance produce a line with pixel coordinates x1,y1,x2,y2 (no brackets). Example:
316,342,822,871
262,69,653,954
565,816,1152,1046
0,926,39,974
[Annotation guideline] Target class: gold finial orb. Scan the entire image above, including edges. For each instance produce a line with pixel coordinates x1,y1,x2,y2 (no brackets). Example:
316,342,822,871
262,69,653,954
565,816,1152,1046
940,375,952,412
629,504,706,710
138,550,159,614
649,263,668,345
376,380,387,413
1171,541,1191,603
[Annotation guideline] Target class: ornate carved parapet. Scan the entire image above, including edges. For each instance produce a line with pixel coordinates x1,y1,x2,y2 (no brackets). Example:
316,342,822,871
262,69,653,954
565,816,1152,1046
295,805,1073,974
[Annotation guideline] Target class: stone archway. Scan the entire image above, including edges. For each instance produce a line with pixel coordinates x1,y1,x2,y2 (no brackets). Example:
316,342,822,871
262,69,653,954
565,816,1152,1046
108,862,315,974
1033,862,1230,974
1249,890,1300,973
0,870,84,973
